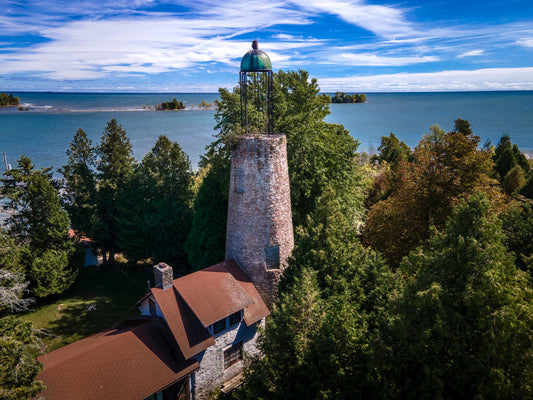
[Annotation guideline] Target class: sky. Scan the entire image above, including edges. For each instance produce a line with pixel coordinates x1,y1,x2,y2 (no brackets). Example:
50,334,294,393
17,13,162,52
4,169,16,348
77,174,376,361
1,0,533,92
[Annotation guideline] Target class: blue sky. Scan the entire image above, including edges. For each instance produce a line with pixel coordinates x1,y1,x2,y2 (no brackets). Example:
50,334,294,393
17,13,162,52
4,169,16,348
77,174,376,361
1,0,533,92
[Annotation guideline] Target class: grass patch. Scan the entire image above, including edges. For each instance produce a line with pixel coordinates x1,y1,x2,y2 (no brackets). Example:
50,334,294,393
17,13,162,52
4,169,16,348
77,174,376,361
21,263,152,352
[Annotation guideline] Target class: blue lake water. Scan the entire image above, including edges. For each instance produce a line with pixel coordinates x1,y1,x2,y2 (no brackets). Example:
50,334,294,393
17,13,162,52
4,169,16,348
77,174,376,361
1,91,532,171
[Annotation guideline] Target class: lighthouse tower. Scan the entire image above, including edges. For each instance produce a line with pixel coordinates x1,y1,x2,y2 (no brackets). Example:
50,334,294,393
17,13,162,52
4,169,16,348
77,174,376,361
225,41,294,308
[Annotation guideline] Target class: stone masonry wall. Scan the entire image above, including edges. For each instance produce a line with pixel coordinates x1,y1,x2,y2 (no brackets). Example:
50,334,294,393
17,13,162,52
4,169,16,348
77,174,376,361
192,319,264,400
225,135,294,308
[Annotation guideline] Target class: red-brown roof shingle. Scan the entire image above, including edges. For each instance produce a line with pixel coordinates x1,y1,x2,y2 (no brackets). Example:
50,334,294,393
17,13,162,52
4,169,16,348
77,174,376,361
151,286,215,360
37,317,198,400
174,260,255,327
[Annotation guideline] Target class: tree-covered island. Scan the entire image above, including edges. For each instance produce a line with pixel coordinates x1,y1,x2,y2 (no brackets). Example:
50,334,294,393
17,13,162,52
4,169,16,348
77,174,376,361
155,97,186,110
0,93,20,107
329,91,367,103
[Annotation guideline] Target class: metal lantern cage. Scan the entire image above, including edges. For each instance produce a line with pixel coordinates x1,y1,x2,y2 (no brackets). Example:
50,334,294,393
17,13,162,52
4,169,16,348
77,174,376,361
239,40,273,134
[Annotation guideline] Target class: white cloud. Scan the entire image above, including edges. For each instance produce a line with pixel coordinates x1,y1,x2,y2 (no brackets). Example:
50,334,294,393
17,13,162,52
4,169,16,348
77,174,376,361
0,2,313,81
318,67,533,92
289,0,417,39
335,52,439,66
517,38,533,47
457,49,484,58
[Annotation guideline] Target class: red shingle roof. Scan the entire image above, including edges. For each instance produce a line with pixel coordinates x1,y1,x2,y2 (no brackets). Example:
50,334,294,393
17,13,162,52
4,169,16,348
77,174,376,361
223,259,271,326
151,285,215,360
174,260,256,327
38,317,198,400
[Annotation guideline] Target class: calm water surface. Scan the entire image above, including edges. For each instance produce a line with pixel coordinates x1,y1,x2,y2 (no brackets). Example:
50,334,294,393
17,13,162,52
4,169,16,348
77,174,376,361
1,91,532,171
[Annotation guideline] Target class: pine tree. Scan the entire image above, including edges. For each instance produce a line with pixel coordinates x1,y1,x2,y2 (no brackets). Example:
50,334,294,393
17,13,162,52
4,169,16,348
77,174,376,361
388,193,533,399
1,156,79,297
0,316,45,399
117,136,194,268
59,128,97,238
94,119,135,263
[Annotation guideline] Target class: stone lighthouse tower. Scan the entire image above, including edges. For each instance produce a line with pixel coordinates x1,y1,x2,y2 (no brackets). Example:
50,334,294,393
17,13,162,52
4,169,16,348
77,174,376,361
225,41,294,308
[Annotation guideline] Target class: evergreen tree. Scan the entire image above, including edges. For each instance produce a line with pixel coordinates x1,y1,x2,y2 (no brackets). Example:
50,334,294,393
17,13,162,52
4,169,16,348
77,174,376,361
59,128,97,238
376,132,411,166
236,268,325,399
501,201,533,277
493,134,530,181
186,149,230,269
117,136,194,268
237,190,400,399
387,193,533,399
1,156,79,297
94,119,135,263
0,316,45,399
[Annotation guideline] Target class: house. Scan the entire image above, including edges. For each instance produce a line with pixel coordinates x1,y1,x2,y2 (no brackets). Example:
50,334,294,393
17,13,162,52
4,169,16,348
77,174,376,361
37,259,269,400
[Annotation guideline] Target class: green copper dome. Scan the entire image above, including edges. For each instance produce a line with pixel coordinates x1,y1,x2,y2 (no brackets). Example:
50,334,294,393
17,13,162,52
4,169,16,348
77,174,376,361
240,40,272,72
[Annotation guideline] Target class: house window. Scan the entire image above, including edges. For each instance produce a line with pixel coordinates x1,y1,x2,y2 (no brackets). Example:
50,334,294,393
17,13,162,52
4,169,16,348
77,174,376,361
229,310,241,326
149,299,156,316
224,341,243,369
213,318,226,334
264,245,280,269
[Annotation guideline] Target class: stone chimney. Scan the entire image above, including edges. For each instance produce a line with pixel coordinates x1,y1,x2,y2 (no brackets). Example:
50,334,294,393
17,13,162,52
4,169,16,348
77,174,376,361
225,134,294,308
153,263,173,289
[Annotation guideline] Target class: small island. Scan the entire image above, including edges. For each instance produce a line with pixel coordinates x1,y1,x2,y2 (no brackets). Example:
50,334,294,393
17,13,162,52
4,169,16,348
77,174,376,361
330,92,367,103
0,92,20,107
156,97,186,110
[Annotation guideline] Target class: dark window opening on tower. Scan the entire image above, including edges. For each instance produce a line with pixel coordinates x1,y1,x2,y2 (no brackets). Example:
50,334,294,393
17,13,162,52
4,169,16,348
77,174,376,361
264,245,280,269
234,169,245,194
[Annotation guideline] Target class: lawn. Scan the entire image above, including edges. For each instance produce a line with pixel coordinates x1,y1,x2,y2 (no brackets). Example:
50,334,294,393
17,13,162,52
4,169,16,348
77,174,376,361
21,263,153,352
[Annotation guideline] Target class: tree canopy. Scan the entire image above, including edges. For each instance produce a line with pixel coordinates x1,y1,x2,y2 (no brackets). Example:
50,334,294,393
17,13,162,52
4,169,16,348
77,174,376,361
94,118,135,263
386,193,533,399
117,135,194,269
363,120,498,267
1,155,80,297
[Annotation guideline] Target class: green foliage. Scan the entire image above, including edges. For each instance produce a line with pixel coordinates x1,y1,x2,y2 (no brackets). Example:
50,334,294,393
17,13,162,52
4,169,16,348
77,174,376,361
237,190,401,399
186,150,230,269
94,119,135,263
0,93,19,107
0,233,24,274
1,156,79,297
59,128,97,238
520,172,533,199
363,120,497,267
0,316,45,399
376,132,411,165
158,98,185,110
501,201,533,276
330,92,367,103
387,193,533,399
117,136,194,268
198,100,213,109
236,268,325,399
493,134,530,181
502,165,526,195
